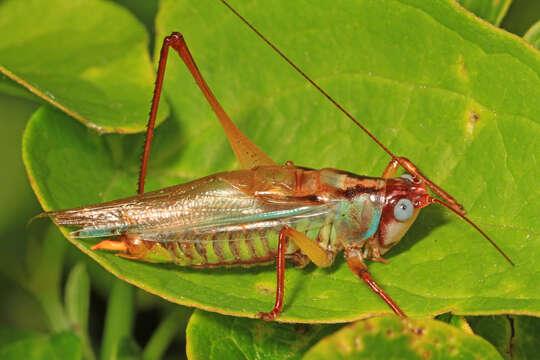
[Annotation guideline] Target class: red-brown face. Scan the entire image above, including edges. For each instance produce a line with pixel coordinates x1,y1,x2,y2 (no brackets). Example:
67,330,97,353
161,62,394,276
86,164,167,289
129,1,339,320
377,175,430,253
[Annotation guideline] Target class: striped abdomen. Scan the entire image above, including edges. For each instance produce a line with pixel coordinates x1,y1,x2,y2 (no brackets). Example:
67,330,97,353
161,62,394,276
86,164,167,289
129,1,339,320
127,211,339,267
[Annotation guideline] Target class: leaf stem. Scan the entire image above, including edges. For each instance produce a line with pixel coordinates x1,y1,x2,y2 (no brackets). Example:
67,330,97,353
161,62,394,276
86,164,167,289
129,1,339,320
100,279,135,360
37,294,70,333
27,226,69,332
65,263,95,360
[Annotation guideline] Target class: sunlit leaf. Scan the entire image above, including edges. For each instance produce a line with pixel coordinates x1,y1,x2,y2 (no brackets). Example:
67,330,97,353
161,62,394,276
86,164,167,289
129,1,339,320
186,310,339,360
0,0,168,133
303,315,502,360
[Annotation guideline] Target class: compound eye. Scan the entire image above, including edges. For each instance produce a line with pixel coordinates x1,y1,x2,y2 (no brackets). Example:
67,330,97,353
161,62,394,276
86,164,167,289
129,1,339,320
400,174,414,182
394,198,414,222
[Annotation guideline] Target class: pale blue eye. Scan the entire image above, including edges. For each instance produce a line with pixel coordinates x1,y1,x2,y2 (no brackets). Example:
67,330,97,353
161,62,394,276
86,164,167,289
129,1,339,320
400,174,414,182
394,198,414,222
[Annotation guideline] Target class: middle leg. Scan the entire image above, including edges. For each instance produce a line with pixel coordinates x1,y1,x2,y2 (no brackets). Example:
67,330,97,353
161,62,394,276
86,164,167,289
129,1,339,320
257,227,288,321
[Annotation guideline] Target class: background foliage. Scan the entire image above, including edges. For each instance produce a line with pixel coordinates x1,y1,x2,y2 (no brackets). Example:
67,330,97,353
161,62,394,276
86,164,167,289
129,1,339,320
0,0,539,359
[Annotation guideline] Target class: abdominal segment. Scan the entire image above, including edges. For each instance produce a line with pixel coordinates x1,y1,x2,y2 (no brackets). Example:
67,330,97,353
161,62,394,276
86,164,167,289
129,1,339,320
121,228,283,267
117,218,336,268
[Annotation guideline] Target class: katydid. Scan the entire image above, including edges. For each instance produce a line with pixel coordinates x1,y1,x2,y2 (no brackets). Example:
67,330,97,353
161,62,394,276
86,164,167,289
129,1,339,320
37,0,513,321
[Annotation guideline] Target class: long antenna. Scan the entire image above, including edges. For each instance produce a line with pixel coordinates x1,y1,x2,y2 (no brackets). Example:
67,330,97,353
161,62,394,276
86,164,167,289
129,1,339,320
219,0,514,266
219,0,460,211
219,0,393,158
431,198,514,266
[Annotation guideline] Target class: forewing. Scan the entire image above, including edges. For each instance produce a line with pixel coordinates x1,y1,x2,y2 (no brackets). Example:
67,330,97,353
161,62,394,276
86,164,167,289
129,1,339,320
51,172,336,241
132,203,334,243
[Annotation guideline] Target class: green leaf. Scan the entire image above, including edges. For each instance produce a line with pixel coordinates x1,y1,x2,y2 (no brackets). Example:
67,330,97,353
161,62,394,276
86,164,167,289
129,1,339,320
111,0,158,35
186,310,340,360
457,0,513,26
302,315,502,360
524,20,540,50
0,0,168,133
24,0,539,322
436,313,473,334
512,315,540,359
49,332,83,360
0,328,81,360
467,315,540,359
467,315,512,358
